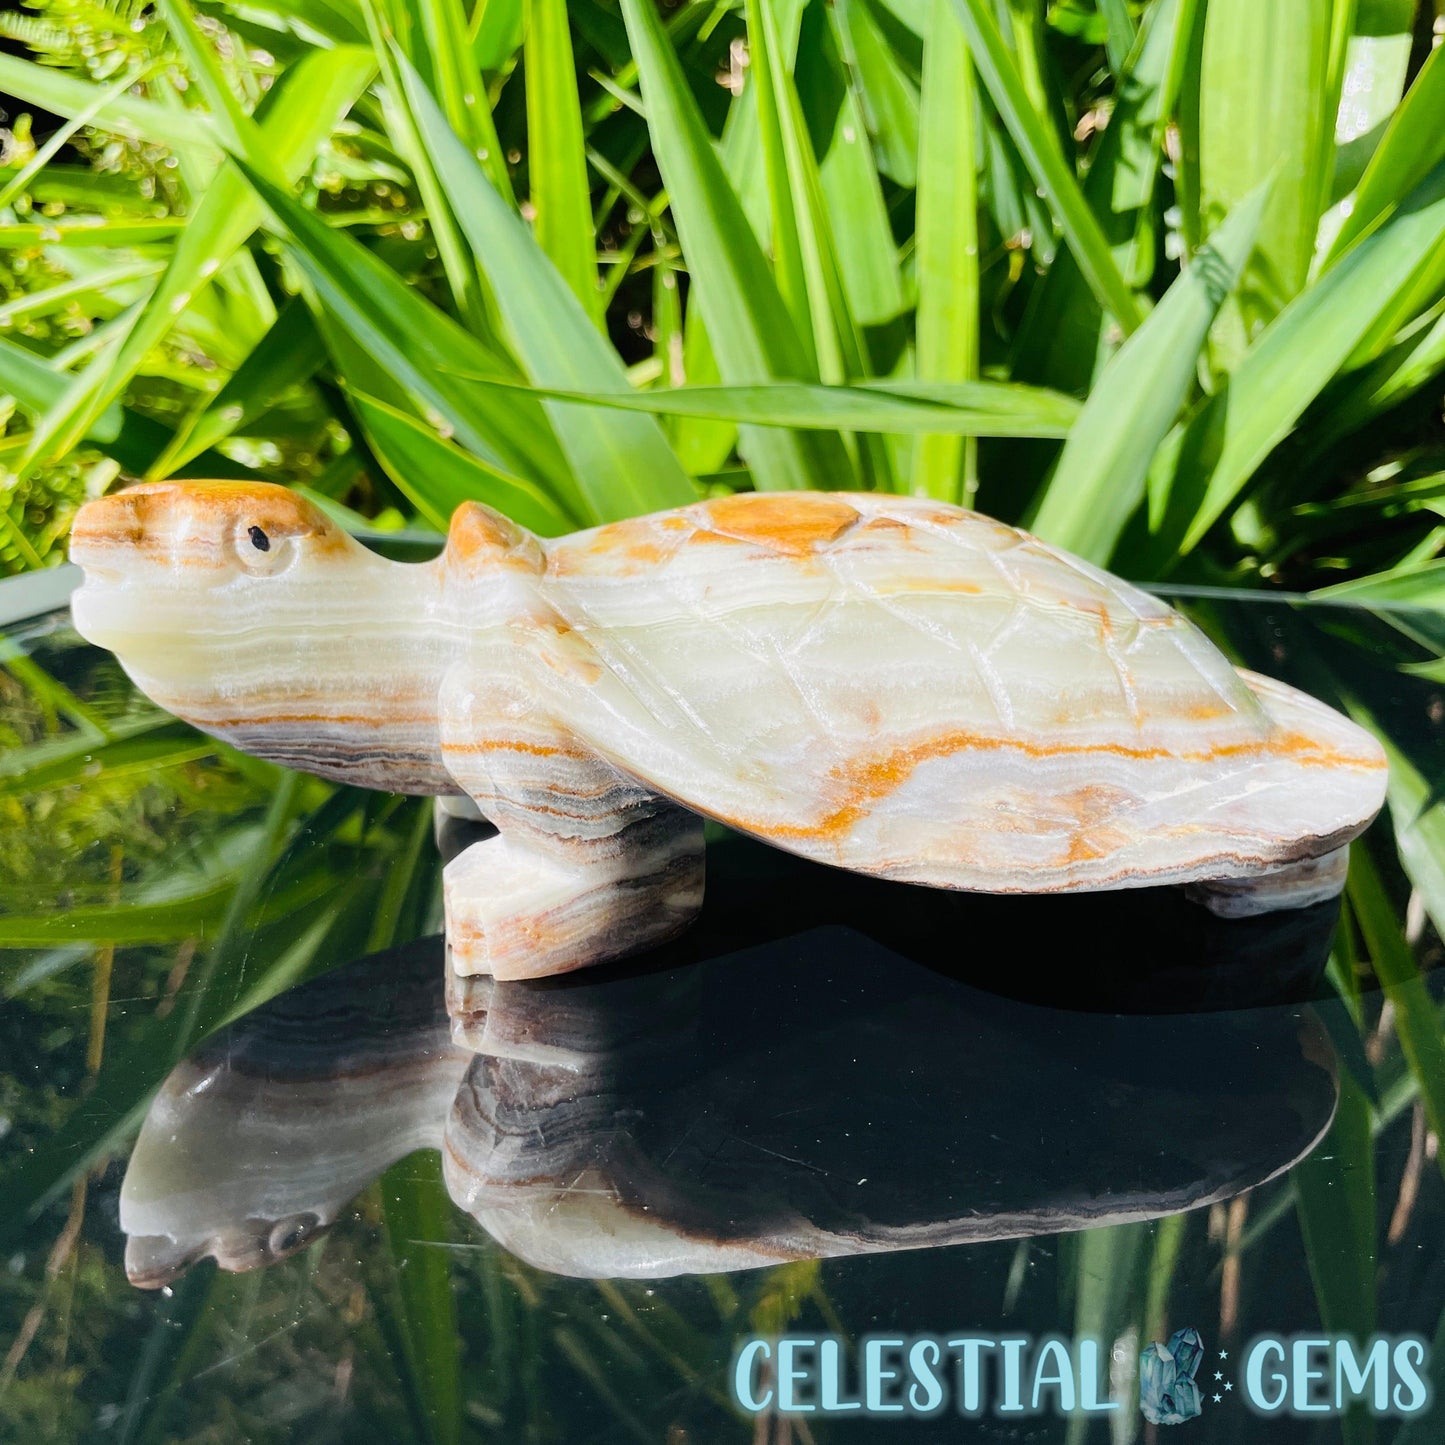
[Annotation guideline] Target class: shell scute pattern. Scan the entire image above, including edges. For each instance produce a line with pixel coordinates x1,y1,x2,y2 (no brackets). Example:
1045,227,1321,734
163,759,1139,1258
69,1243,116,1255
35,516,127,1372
538,493,1270,759
529,493,1383,890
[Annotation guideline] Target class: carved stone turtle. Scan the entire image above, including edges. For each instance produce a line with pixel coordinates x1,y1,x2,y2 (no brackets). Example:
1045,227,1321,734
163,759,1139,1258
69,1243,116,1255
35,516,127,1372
118,932,1338,1286
69,481,1387,980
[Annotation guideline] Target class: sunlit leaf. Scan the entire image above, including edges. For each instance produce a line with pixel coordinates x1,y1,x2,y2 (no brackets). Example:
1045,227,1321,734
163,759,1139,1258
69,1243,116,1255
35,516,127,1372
1031,185,1266,564
619,0,856,492
948,0,1144,334
394,51,698,521
909,0,978,504
348,389,577,536
468,376,1080,436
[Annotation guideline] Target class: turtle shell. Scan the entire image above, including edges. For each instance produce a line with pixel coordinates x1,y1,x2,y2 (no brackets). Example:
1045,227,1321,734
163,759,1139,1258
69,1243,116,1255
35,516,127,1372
526,493,1386,895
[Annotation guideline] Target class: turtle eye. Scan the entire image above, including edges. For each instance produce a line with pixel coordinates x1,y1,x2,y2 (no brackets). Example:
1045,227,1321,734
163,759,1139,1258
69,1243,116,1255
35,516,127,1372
233,519,294,576
267,1213,321,1258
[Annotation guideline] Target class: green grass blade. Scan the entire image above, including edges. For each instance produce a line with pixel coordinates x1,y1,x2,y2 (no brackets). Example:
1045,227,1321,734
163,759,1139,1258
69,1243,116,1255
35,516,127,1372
0,336,255,479
979,92,1057,261
1012,0,1188,395
0,63,154,214
362,0,500,344
1291,1065,1376,1445
796,14,906,335
948,0,1144,334
114,1267,219,1445
750,0,866,386
619,0,855,492
0,797,385,1243
1169,0,1207,251
652,254,684,388
467,376,1079,435
0,882,238,945
234,158,574,497
524,0,602,322
1321,0,1358,217
1313,559,1445,607
1157,158,1445,563
409,0,511,199
0,259,163,327
743,0,814,360
1193,0,1335,368
1143,1212,1186,1342
147,297,328,477
1001,0,1061,145
715,40,773,253
672,306,737,474
1098,0,1137,73
1030,185,1266,565
380,1153,463,1445
1066,1222,1151,1445
157,0,264,162
910,0,978,504
473,0,525,73
0,1091,152,1252
0,163,155,214
0,336,126,444
0,724,210,801
0,52,217,159
1348,845,1445,1165
0,219,184,248
348,388,577,534
395,50,696,520
747,0,892,486
1311,304,1445,441
21,44,377,475
1333,716,1445,964
832,0,919,188
1324,1,1413,212
1324,42,1445,266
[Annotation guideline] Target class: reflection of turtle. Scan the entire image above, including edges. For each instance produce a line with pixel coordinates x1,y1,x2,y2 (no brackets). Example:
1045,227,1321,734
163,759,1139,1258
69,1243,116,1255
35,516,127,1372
120,939,466,1287
446,938,1340,1279
71,482,1387,980
120,930,1340,1287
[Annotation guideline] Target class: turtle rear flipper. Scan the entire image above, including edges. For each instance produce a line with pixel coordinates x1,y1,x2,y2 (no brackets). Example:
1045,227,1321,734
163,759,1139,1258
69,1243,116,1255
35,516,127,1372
1187,846,1350,918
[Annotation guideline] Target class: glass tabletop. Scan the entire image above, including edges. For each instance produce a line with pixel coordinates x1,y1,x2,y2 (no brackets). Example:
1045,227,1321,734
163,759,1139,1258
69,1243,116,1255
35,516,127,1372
3,580,1444,1444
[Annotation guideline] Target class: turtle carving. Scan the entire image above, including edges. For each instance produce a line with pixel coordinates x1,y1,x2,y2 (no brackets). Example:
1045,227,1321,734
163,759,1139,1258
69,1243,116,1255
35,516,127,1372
69,481,1388,980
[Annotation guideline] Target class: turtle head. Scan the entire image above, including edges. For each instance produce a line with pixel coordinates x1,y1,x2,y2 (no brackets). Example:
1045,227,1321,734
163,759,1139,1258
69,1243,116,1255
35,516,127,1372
124,1210,331,1289
70,480,363,653
70,481,455,792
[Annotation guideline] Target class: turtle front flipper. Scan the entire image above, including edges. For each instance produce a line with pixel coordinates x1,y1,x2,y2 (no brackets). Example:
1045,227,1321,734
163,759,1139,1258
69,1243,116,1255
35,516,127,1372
438,661,704,980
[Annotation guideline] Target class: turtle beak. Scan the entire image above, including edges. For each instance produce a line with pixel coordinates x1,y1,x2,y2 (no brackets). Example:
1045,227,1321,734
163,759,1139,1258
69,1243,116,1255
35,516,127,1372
69,493,143,641
69,492,143,576
69,492,188,655
124,1233,206,1290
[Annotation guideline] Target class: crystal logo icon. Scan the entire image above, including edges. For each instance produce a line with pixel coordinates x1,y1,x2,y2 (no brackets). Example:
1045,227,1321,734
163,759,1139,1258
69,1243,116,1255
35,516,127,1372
1140,1327,1206,1425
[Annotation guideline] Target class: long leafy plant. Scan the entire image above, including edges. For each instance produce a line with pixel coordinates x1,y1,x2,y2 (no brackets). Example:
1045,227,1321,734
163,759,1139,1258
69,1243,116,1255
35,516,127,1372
4,4,1445,1442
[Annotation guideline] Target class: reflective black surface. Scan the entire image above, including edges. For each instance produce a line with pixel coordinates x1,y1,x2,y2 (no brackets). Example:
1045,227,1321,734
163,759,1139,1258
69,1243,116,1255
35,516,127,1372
5,592,1445,1443
122,909,1341,1286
